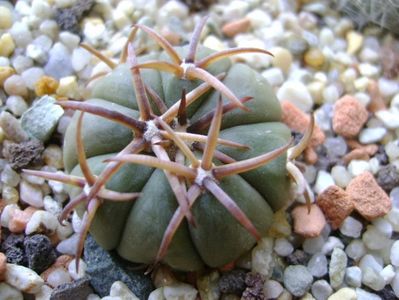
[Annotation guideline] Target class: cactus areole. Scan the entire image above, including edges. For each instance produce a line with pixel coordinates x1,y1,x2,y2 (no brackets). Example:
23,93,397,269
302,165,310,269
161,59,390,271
25,19,313,272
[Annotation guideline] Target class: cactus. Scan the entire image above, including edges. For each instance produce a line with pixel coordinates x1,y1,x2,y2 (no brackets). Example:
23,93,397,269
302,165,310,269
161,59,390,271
24,17,313,271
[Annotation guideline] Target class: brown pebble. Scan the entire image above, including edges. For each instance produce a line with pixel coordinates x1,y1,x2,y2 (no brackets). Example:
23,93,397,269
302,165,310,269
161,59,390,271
317,185,354,229
342,148,370,164
332,95,369,138
0,252,6,281
161,27,181,46
342,144,378,164
281,101,325,147
292,204,326,237
346,171,392,221
222,18,251,38
303,147,318,165
8,206,37,233
40,255,73,281
367,80,386,113
281,101,325,164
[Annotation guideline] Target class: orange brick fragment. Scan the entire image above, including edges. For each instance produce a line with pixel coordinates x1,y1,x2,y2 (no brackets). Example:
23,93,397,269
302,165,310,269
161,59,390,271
317,185,354,229
222,18,251,38
332,95,368,138
346,171,392,220
292,204,326,238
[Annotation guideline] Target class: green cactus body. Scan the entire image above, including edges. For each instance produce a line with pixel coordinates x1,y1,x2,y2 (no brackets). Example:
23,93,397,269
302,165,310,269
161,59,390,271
63,45,292,271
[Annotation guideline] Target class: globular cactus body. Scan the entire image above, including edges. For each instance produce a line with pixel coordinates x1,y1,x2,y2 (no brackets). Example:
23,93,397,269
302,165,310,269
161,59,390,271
25,20,310,272
63,45,292,271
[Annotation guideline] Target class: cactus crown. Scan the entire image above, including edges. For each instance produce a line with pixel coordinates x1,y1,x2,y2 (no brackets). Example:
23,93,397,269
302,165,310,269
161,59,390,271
24,17,313,271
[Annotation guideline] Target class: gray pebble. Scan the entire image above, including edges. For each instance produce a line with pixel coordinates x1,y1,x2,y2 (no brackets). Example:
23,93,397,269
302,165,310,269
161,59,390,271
44,42,73,79
20,95,64,142
283,265,313,297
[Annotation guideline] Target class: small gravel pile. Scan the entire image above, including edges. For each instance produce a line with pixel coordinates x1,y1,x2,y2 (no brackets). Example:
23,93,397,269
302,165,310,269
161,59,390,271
0,0,398,299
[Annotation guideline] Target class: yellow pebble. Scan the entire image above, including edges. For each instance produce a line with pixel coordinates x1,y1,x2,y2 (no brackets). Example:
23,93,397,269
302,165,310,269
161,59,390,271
0,66,15,87
271,47,293,74
0,7,12,29
35,76,59,96
0,33,15,57
346,30,363,55
304,48,325,69
56,76,80,99
0,127,5,143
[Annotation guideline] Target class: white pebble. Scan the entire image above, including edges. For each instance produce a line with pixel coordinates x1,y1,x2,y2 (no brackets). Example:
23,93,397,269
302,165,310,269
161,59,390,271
372,218,393,238
354,92,371,107
362,267,385,291
43,195,62,216
356,288,381,300
262,68,284,86
25,210,58,235
345,239,366,261
12,55,33,73
35,284,53,300
385,140,399,161
9,22,32,47
307,253,328,278
375,109,399,129
68,259,86,280
331,165,352,188
391,187,399,209
251,237,274,277
263,280,283,299
314,170,335,194
1,164,21,187
5,263,44,293
31,0,53,18
163,283,197,300
379,78,399,98
59,31,80,50
390,241,399,266
3,74,28,97
311,280,332,300
359,254,383,273
109,281,139,299
303,236,325,254
39,20,59,40
0,204,19,227
321,236,344,255
358,63,379,77
0,57,10,67
56,221,73,240
339,216,363,238
56,232,79,255
391,272,399,297
347,160,371,177
345,266,362,288
362,226,391,250
6,96,28,116
21,67,45,90
0,282,23,300
388,207,399,233
277,80,313,112
47,267,71,288
273,238,293,256
72,47,91,72
359,127,387,144
19,180,43,208
380,264,395,284
329,248,347,289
